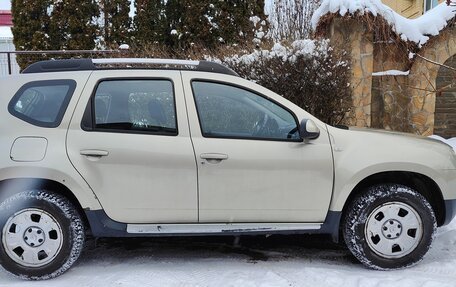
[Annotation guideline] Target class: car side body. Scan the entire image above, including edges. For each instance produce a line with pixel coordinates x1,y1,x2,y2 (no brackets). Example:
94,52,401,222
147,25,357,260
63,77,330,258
0,59,455,279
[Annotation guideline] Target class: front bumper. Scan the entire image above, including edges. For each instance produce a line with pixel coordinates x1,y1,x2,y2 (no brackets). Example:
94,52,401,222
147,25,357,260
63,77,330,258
443,199,456,226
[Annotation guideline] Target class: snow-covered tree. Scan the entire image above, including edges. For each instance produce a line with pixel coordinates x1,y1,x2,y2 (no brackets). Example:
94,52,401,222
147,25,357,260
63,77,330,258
12,0,270,54
164,0,269,49
133,0,166,45
214,0,269,45
11,0,52,51
11,0,53,69
49,0,99,50
165,0,217,49
99,0,131,48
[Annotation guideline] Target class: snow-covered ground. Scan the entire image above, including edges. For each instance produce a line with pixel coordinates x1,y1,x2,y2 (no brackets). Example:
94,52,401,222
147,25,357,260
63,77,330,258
0,219,456,287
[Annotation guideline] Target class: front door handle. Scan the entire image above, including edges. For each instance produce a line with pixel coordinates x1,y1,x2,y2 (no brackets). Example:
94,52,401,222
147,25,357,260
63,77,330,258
200,153,228,163
80,149,109,157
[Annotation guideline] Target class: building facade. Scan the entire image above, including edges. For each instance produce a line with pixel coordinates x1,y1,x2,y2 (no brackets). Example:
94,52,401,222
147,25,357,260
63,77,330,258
383,0,445,18
315,2,456,138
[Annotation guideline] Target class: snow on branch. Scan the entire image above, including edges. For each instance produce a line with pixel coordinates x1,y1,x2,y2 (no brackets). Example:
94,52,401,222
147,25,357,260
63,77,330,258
416,54,456,72
408,54,456,96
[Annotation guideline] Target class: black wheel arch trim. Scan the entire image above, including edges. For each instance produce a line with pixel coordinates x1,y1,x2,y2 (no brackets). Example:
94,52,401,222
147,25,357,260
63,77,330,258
444,199,456,226
84,209,343,240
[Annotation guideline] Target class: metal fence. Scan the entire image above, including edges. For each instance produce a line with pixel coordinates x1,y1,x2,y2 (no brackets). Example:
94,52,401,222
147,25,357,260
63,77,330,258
0,49,128,75
0,38,19,75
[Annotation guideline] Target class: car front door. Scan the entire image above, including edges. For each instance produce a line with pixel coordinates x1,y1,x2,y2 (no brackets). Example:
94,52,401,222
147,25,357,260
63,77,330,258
66,70,198,223
182,72,334,223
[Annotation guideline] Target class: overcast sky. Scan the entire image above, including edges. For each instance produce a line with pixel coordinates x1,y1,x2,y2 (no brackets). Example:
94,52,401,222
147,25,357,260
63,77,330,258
0,0,10,10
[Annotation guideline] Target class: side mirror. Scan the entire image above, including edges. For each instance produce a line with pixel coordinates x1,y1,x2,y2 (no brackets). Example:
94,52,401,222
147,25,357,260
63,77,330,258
299,119,320,140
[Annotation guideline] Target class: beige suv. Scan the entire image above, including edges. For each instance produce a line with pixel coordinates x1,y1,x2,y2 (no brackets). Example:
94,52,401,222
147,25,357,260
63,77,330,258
0,58,455,280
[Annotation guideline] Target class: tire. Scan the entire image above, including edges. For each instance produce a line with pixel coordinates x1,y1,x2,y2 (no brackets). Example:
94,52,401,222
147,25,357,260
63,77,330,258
0,190,85,280
343,184,436,270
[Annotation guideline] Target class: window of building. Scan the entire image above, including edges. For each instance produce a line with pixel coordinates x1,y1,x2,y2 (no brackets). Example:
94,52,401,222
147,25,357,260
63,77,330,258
425,0,439,12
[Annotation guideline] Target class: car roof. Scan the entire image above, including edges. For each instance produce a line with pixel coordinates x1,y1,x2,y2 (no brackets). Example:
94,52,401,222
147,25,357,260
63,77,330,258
22,58,239,77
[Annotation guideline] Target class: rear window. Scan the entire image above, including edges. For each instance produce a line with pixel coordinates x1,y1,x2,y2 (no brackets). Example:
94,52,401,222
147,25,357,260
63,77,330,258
89,79,177,135
8,80,76,128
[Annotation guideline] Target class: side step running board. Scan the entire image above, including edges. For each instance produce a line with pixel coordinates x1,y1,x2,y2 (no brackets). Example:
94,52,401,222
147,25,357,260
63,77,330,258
127,223,322,234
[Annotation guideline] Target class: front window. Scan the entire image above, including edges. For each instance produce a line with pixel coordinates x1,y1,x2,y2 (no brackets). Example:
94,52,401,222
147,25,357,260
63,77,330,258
192,81,300,141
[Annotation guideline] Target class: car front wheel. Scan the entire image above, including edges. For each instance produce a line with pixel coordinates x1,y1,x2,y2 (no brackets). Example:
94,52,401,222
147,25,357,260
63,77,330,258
343,184,436,270
0,190,85,280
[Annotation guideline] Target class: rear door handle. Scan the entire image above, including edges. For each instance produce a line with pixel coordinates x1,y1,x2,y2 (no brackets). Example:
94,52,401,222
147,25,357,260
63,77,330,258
200,153,228,163
80,149,109,157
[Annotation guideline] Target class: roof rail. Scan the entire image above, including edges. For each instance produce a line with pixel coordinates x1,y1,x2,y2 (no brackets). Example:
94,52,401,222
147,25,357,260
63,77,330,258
22,58,238,76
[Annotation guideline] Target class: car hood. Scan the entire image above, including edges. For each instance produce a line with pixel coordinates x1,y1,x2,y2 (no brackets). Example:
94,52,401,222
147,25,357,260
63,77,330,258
348,127,449,145
327,125,456,170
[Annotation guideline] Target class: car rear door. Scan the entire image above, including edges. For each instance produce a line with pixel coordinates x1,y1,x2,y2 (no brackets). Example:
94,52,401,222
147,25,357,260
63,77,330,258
66,70,198,223
181,71,334,223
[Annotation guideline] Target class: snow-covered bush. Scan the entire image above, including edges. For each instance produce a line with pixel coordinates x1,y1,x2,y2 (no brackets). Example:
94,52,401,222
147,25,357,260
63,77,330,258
219,40,352,125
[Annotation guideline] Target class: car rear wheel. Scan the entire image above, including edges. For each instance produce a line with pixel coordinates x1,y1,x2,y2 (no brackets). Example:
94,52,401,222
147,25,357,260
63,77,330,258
343,184,436,270
0,190,85,280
